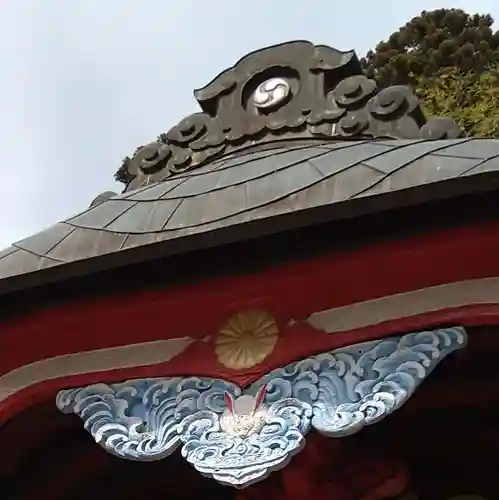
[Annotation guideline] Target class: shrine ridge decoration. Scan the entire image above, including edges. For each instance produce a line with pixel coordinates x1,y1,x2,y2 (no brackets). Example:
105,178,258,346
117,40,463,191
57,326,467,488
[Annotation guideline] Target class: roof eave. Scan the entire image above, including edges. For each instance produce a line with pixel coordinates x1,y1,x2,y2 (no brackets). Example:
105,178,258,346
2,170,499,297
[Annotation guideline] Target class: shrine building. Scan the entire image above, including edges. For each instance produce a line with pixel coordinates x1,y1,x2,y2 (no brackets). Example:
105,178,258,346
0,41,498,499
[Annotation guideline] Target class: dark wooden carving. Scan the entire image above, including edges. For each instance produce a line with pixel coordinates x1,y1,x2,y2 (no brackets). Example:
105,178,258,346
117,40,463,190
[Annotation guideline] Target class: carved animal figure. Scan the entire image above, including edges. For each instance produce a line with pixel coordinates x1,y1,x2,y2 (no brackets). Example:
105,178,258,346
221,385,268,438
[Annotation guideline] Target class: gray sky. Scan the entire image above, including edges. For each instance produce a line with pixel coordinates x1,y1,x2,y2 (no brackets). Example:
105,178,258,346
1,0,498,248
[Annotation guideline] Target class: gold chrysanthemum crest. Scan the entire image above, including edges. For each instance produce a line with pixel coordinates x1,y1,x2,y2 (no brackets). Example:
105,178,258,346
215,309,279,370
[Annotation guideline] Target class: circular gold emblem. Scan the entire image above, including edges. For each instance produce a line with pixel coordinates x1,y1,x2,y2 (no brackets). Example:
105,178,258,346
215,310,279,370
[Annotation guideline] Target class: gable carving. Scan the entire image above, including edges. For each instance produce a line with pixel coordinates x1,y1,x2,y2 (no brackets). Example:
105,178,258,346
118,40,463,191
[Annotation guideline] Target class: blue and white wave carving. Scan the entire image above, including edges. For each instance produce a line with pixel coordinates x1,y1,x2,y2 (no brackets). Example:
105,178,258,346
56,326,467,488
179,395,311,486
56,377,240,461
255,326,466,437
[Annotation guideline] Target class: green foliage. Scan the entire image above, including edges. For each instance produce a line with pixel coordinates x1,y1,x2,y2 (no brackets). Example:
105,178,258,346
362,9,499,87
416,65,499,138
362,8,499,138
114,156,133,185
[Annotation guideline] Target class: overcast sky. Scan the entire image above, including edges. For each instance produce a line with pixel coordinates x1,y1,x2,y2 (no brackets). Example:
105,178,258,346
1,0,498,248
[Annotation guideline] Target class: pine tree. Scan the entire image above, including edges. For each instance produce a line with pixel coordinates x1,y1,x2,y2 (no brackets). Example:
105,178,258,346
361,9,499,87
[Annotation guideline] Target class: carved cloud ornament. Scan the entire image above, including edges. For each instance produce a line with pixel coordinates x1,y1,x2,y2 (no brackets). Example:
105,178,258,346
57,326,467,488
117,40,463,190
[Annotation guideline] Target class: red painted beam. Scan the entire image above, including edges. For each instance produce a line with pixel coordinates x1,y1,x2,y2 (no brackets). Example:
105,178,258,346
3,221,499,421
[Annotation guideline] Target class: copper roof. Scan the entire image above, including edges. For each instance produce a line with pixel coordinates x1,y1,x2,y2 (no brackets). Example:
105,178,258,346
2,41,498,295
2,137,499,288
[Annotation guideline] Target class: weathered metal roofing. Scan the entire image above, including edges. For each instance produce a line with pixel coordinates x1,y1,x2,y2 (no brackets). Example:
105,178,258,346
2,137,499,290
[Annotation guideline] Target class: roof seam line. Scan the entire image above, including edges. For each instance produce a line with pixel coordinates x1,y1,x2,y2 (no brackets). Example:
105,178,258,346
457,152,499,177
346,138,474,200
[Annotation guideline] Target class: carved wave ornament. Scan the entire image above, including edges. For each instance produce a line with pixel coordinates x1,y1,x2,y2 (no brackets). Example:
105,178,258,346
117,40,463,190
57,326,467,488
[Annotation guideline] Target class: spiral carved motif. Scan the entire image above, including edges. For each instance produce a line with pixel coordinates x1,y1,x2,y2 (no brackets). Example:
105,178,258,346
333,75,377,107
165,115,208,144
127,142,173,176
253,77,291,109
368,86,418,120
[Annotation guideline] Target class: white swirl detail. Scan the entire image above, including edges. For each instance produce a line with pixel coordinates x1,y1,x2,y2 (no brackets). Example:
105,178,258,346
56,326,467,488
252,77,291,109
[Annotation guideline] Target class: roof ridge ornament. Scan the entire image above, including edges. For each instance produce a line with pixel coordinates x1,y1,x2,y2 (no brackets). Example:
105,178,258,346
117,40,463,191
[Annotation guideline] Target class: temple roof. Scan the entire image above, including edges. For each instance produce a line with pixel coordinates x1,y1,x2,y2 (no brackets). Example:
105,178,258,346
2,137,499,294
2,40,499,295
